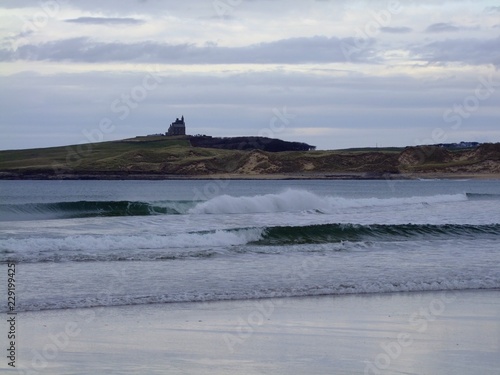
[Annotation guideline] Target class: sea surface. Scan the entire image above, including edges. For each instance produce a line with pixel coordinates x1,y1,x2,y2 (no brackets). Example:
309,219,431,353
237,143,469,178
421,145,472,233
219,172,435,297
0,179,499,312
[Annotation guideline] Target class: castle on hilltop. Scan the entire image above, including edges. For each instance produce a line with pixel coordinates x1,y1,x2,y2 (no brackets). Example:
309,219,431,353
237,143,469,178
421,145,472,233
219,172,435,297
167,116,186,136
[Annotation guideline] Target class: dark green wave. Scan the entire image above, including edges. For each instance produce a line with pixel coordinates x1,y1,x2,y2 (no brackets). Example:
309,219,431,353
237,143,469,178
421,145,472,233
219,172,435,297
253,223,500,245
0,200,191,220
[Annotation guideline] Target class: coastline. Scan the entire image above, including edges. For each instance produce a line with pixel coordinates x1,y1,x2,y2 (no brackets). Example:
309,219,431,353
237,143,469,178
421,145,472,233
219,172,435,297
1,172,500,180
1,142,499,181
6,290,500,375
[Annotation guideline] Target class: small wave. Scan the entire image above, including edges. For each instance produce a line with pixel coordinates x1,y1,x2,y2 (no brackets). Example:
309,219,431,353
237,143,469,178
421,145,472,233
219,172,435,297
189,189,468,214
5,249,219,264
0,200,195,221
0,228,264,263
10,276,500,313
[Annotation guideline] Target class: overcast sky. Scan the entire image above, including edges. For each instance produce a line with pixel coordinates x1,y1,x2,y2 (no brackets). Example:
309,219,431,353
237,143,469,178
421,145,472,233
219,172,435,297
1,0,499,150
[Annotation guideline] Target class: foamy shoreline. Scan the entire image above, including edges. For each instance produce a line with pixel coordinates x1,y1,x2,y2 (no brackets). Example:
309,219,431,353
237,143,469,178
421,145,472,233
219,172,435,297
7,290,500,375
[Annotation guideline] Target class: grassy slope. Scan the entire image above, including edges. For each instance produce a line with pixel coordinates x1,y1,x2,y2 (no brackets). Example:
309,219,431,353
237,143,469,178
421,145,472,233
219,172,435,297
0,137,191,174
0,137,400,175
0,137,498,177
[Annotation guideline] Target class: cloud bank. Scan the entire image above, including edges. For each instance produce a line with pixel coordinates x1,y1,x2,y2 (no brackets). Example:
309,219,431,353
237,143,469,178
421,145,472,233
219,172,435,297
0,0,499,150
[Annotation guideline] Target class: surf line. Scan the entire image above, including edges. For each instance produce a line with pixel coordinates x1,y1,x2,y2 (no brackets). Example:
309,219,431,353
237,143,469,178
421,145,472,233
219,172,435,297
6,262,16,368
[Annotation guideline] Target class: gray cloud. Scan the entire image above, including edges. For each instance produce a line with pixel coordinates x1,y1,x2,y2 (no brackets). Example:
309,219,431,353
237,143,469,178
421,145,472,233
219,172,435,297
0,36,377,64
379,26,412,34
2,0,499,150
425,23,460,33
411,36,500,66
1,69,498,150
4,33,499,67
65,17,145,25
0,0,222,18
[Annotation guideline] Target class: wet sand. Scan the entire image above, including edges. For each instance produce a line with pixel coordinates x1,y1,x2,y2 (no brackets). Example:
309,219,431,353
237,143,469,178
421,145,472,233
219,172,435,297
5,290,500,375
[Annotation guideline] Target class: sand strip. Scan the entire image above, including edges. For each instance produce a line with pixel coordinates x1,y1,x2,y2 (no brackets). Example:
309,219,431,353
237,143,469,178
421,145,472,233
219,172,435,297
5,290,500,375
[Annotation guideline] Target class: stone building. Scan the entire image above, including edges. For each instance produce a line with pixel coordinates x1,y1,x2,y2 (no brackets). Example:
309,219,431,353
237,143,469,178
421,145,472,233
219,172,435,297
167,116,186,136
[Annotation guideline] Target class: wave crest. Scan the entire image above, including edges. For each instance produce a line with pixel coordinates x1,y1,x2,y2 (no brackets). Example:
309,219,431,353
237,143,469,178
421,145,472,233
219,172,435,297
3,223,499,264
190,189,468,214
0,190,473,221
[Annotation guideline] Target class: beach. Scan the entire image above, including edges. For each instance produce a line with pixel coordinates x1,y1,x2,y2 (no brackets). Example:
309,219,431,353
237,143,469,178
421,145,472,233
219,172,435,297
2,0,500,372
7,290,500,375
1,179,499,374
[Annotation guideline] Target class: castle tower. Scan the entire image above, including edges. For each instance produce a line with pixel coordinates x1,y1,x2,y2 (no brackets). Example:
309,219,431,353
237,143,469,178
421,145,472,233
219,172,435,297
167,115,186,136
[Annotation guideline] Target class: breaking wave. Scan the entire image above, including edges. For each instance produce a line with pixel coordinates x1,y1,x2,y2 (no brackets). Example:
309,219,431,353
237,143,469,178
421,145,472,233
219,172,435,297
189,189,468,214
1,190,477,221
2,223,499,264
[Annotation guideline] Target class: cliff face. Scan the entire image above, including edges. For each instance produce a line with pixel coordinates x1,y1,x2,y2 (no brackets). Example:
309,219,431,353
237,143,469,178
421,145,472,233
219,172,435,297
398,144,500,174
0,139,499,179
152,148,401,176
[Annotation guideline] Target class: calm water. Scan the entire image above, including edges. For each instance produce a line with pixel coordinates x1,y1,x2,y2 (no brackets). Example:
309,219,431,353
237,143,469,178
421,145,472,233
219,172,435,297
0,179,499,312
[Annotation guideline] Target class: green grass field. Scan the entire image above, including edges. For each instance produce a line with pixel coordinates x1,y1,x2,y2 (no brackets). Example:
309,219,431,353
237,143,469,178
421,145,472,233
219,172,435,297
0,136,388,174
0,137,496,178
0,137,191,173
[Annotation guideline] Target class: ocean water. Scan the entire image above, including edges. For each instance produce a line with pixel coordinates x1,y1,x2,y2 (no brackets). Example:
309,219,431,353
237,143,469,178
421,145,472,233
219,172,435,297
0,179,499,312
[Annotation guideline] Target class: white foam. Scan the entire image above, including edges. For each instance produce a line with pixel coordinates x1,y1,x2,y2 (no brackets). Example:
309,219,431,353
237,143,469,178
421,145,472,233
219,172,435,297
189,189,468,214
13,276,500,312
324,193,467,210
0,228,264,253
189,189,325,214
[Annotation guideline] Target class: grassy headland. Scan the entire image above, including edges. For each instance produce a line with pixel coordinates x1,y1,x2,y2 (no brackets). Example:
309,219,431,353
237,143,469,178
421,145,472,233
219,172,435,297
0,136,499,179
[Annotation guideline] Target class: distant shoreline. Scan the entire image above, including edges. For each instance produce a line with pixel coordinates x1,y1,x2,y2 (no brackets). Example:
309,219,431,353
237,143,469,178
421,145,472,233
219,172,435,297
1,137,499,180
1,172,499,180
